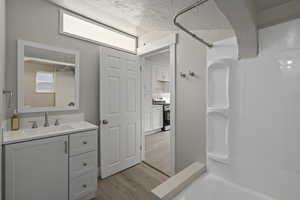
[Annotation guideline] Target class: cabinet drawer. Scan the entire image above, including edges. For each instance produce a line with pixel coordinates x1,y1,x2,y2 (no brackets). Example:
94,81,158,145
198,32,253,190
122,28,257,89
70,171,98,200
152,106,163,111
70,130,98,156
70,151,97,178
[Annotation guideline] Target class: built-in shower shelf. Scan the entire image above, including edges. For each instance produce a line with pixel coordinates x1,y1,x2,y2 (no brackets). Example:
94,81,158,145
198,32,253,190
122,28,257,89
207,112,229,163
208,61,230,109
208,153,229,164
207,50,235,165
208,59,229,68
207,107,229,115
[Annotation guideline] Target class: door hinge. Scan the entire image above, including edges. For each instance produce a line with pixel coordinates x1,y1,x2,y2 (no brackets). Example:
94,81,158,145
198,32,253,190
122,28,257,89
140,145,142,151
140,65,142,71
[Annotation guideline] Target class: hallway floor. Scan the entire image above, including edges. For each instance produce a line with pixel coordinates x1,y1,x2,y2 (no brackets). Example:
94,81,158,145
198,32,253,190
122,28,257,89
145,131,171,175
97,163,168,200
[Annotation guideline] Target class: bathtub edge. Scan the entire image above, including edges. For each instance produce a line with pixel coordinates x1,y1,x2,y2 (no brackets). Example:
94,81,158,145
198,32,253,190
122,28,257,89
151,162,206,200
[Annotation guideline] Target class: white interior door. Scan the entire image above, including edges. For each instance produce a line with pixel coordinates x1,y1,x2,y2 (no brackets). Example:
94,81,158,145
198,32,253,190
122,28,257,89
100,47,141,178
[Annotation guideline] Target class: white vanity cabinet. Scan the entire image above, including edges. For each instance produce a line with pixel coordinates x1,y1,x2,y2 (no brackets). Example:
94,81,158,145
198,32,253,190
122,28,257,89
69,130,98,200
5,136,69,200
4,129,98,200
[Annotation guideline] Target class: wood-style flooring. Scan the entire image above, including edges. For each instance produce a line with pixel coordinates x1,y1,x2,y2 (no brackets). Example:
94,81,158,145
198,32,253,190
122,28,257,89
96,163,168,200
145,131,171,175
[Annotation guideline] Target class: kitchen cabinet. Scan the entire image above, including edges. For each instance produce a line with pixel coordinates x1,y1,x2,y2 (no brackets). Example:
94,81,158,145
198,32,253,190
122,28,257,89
5,129,98,200
144,105,163,133
144,111,152,132
152,106,163,130
5,136,69,200
156,67,170,82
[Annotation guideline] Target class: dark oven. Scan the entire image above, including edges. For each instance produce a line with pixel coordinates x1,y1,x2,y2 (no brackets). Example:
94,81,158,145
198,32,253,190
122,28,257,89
163,104,170,131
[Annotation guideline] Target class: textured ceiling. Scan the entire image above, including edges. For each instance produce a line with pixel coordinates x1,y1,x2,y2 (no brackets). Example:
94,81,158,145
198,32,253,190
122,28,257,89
254,0,293,11
49,0,232,36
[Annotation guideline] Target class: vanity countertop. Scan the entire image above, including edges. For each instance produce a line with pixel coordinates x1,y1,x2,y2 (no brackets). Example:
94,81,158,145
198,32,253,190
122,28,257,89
3,121,98,145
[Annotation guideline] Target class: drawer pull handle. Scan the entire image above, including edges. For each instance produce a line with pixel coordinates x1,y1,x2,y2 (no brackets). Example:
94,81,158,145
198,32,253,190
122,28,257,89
83,141,87,145
83,184,87,188
64,141,68,154
83,163,87,167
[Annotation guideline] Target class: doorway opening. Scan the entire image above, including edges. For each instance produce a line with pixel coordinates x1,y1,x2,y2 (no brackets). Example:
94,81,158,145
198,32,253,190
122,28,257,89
143,49,171,175
139,34,177,176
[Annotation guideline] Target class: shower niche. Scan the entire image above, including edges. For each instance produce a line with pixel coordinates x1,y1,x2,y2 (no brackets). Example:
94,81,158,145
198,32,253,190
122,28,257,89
208,62,229,109
207,112,229,161
206,37,238,164
207,60,230,163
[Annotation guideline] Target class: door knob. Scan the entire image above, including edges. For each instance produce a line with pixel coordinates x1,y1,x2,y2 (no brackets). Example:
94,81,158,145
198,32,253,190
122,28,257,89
102,120,109,124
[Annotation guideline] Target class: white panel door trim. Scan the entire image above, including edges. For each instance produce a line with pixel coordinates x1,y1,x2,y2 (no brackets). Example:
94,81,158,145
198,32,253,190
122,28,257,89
100,47,141,178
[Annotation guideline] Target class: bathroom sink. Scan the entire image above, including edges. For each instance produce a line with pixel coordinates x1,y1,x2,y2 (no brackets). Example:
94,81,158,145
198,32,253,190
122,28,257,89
24,125,73,135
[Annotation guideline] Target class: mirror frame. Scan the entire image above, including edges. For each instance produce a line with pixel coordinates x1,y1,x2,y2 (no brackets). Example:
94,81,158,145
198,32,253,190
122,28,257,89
17,39,80,113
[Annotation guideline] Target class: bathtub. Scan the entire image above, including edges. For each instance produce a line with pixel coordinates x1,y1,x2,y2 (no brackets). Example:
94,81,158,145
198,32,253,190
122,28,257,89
173,173,276,200
152,163,276,200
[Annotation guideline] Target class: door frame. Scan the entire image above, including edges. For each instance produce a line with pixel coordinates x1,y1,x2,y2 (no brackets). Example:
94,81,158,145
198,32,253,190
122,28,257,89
137,33,177,175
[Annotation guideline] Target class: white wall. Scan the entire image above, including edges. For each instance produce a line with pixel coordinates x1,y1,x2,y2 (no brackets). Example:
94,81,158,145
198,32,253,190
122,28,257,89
24,62,56,108
215,0,258,59
257,0,300,29
209,19,300,200
139,30,235,49
55,70,76,107
0,0,5,122
146,51,170,94
175,32,207,172
6,0,99,123
139,29,234,172
0,0,5,198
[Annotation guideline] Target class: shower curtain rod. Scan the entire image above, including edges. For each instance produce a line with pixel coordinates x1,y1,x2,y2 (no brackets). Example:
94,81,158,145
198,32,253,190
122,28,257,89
173,0,213,48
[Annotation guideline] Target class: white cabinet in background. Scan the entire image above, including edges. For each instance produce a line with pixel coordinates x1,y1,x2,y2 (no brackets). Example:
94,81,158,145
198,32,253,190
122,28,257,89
144,111,153,132
5,136,69,200
156,67,170,82
144,105,163,134
152,106,163,130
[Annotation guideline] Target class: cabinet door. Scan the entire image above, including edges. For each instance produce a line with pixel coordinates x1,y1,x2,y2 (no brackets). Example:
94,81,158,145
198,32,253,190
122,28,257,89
5,136,69,200
152,107,163,130
157,67,170,82
144,111,152,132
160,68,169,81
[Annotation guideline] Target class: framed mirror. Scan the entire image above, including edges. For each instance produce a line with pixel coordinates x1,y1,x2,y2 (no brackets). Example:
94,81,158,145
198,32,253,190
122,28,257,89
17,40,80,113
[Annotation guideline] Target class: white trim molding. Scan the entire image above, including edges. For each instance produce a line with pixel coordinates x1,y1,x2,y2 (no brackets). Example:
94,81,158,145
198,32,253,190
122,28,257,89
137,34,177,56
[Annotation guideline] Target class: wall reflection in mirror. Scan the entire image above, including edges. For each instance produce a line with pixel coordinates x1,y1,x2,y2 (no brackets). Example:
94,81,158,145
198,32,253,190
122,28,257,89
18,40,79,113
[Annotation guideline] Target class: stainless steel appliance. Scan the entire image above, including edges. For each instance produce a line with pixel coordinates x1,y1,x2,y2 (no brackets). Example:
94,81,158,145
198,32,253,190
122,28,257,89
163,104,170,131
153,100,171,131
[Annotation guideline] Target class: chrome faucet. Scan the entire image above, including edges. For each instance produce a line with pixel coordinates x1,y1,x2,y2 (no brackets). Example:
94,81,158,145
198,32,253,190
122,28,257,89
44,112,50,127
29,121,38,129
